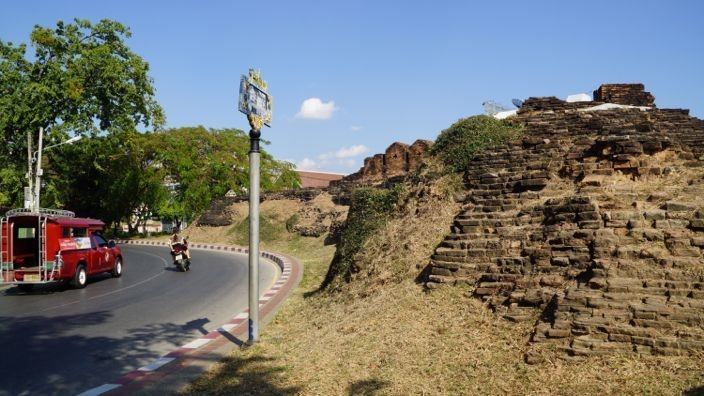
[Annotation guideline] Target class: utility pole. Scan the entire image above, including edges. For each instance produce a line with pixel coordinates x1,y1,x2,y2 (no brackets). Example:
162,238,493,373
27,128,82,212
238,69,272,345
34,127,44,212
26,131,33,210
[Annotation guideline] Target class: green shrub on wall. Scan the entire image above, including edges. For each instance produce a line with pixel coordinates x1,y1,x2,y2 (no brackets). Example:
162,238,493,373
321,186,401,289
431,115,524,173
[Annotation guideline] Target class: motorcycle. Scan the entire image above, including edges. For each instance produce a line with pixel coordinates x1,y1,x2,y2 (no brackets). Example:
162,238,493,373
170,242,191,272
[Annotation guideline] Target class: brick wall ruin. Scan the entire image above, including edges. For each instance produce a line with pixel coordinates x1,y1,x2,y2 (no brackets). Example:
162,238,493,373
426,85,704,358
342,139,434,183
593,83,655,107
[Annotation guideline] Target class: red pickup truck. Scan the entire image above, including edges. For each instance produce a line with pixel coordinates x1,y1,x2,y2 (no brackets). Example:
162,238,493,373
0,208,123,291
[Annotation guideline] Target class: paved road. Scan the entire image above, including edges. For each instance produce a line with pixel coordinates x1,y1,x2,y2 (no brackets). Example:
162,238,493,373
0,244,278,396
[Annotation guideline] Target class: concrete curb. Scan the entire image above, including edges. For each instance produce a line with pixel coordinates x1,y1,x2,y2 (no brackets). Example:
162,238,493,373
77,239,303,396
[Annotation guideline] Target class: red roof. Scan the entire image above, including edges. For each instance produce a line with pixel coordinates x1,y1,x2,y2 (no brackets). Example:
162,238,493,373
296,171,345,188
49,217,104,228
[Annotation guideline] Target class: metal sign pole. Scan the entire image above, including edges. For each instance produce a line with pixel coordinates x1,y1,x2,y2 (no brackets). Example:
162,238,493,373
238,69,272,346
248,127,261,344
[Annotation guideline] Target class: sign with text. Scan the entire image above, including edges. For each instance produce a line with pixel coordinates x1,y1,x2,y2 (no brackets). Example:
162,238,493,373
59,237,92,251
238,69,272,128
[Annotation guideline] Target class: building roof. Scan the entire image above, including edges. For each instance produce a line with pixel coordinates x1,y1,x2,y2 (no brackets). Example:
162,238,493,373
296,170,345,188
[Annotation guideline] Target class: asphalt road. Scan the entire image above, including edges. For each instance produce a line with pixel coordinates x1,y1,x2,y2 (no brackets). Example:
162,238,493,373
0,244,278,396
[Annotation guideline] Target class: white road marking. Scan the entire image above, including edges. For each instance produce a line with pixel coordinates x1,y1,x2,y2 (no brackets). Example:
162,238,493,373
219,324,237,332
22,249,168,316
182,338,212,349
138,357,175,371
76,383,121,396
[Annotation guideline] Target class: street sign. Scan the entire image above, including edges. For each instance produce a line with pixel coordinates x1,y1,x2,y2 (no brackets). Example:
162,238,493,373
238,69,272,129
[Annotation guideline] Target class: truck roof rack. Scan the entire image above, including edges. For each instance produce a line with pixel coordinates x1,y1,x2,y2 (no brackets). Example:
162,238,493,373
5,208,76,218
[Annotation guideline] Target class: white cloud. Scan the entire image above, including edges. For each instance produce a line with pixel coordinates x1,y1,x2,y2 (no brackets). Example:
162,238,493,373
297,144,369,172
350,126,362,132
295,97,337,119
340,159,356,168
297,158,318,171
334,144,368,158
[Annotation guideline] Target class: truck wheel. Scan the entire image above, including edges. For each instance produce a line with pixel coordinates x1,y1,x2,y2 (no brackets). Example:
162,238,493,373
112,258,123,278
72,265,87,289
17,284,34,292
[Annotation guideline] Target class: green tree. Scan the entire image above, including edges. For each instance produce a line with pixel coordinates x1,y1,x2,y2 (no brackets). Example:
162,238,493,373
0,18,163,207
149,126,300,227
47,130,167,230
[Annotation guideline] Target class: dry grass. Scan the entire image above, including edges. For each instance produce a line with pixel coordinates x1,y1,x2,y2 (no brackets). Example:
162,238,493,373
185,276,704,395
351,175,462,291
592,150,704,210
181,184,704,395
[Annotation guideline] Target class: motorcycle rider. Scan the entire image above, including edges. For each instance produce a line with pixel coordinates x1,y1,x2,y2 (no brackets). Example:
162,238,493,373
170,227,191,262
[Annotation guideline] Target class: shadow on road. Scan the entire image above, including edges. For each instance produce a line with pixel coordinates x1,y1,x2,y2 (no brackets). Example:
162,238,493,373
185,317,211,335
0,311,208,395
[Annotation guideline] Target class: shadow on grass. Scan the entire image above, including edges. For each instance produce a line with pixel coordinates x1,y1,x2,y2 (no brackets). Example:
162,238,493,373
684,386,704,396
303,286,324,298
348,378,390,395
184,355,301,395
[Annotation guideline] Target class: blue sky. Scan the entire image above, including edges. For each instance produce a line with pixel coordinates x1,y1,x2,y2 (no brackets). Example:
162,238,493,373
2,1,703,174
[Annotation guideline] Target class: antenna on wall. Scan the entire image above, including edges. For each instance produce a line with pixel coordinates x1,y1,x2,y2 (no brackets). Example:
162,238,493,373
482,100,511,115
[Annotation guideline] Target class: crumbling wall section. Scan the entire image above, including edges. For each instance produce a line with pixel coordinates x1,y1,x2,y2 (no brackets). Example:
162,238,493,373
341,139,434,183
426,92,704,358
593,83,656,107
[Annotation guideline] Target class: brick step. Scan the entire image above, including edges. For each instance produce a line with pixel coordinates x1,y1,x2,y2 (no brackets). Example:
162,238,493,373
494,226,537,238
504,305,538,322
479,272,522,282
428,259,479,271
444,233,499,241
457,211,521,220
468,196,523,205
455,219,528,229
439,239,513,250
430,254,469,263
494,256,530,266
470,248,521,258
475,281,516,295
433,247,466,256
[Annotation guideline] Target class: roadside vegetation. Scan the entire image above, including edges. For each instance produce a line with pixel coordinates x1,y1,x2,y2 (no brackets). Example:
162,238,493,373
0,19,299,232
431,115,524,172
183,114,703,394
183,178,704,395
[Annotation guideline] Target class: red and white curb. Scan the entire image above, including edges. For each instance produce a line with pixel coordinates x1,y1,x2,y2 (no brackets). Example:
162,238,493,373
77,239,298,396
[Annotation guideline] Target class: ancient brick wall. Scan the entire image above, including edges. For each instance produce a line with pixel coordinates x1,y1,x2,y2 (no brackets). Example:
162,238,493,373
408,140,434,172
593,83,656,107
341,139,434,183
384,142,410,177
426,90,704,358
197,188,327,226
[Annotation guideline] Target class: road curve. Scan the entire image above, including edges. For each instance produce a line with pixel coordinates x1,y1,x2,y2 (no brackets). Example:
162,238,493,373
0,244,279,396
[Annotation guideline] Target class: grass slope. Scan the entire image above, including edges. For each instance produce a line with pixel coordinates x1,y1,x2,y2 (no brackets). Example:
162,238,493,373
180,181,704,395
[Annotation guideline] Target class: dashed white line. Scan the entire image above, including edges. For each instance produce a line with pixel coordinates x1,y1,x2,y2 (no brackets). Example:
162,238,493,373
182,338,212,349
76,383,121,396
138,357,175,372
